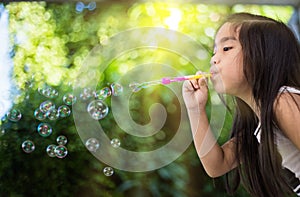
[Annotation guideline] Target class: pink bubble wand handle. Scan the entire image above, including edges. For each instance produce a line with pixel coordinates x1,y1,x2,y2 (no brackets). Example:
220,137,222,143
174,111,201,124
161,73,211,84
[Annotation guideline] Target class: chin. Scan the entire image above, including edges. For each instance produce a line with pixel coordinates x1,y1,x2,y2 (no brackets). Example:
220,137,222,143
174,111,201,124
211,80,226,94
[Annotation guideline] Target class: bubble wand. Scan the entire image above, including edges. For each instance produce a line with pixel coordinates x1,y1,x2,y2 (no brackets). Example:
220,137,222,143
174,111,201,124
129,73,211,92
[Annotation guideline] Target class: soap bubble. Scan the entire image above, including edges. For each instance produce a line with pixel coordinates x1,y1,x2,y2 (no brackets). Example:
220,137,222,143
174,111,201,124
129,82,142,93
39,100,55,113
85,138,100,152
56,135,68,145
63,93,77,105
103,166,114,176
87,100,109,120
58,105,71,118
87,2,96,11
54,145,68,158
46,109,59,120
37,123,52,137
110,83,123,96
79,87,93,101
7,108,22,122
34,108,47,121
75,2,84,12
46,144,57,157
94,87,111,100
21,140,35,153
110,138,121,148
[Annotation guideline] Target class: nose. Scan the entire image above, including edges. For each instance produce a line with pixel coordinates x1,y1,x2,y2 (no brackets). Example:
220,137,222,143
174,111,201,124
210,55,220,66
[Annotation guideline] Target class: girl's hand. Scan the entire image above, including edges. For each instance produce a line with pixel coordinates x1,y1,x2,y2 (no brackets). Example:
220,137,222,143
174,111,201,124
182,71,209,112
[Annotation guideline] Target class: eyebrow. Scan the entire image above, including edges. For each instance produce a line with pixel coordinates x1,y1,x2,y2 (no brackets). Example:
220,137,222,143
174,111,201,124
214,36,237,47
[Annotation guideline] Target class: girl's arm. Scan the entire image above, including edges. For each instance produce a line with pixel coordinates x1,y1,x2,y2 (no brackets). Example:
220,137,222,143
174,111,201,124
182,76,238,178
187,108,238,177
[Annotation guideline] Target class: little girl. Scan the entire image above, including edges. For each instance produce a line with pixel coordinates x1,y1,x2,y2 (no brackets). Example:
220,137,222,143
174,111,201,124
183,13,300,197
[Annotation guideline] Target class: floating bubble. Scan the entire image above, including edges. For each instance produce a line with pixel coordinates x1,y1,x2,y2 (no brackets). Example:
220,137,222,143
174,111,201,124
85,138,100,152
63,93,77,105
75,2,84,12
75,1,96,12
56,135,68,145
46,109,59,120
110,83,123,96
110,138,121,148
129,82,142,93
21,140,35,153
87,100,109,120
46,144,56,157
54,145,68,158
34,108,47,121
58,105,71,118
37,123,52,137
87,2,96,11
94,87,111,100
7,108,22,122
39,100,55,113
79,87,93,101
103,166,114,176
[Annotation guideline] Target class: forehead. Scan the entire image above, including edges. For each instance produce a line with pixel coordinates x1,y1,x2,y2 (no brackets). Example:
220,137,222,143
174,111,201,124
215,22,239,45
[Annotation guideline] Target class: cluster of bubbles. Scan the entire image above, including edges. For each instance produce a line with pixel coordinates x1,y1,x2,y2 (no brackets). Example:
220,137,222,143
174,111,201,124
84,137,121,153
82,83,123,175
20,135,68,158
46,135,68,159
84,82,123,120
75,2,96,13
84,137,121,176
2,82,127,176
38,85,59,99
34,99,72,122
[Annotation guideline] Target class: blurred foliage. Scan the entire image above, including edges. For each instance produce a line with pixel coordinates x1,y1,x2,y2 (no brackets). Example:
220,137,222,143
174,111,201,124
0,1,293,196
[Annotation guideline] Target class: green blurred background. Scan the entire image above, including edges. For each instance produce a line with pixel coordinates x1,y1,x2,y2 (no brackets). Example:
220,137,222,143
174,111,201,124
0,1,294,196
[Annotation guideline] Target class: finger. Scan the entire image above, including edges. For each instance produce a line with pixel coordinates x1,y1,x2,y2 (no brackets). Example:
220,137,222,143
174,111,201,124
199,77,208,86
183,80,197,92
189,81,197,91
195,71,208,86
190,78,199,89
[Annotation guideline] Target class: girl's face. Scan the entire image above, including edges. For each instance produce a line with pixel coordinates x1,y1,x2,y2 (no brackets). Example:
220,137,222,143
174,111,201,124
210,22,250,98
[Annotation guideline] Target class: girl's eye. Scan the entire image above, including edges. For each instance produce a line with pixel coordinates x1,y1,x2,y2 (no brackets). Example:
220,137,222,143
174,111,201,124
223,47,233,51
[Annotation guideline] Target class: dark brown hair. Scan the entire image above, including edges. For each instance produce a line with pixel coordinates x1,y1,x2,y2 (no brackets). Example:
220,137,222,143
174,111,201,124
222,13,300,197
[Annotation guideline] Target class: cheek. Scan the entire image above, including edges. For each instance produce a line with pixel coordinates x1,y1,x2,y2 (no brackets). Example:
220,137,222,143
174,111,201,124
228,53,244,79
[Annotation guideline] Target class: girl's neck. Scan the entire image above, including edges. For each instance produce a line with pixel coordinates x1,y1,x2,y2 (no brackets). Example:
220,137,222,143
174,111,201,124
237,91,261,120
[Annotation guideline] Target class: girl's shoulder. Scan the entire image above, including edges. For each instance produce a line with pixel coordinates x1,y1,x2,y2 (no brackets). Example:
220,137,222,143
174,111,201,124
274,86,300,150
